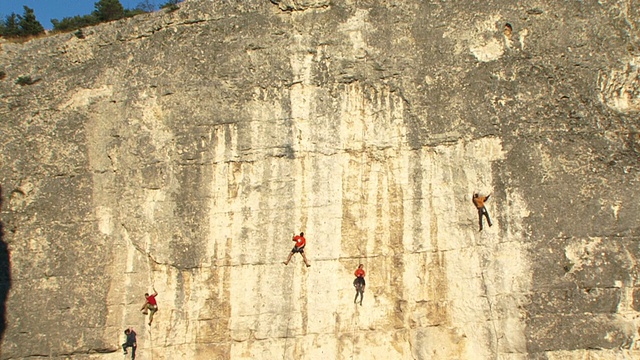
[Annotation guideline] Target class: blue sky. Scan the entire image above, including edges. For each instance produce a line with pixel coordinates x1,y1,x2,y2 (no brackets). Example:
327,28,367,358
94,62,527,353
0,1,158,29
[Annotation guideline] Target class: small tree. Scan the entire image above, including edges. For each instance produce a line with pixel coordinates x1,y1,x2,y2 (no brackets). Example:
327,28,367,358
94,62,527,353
0,7,44,38
15,76,37,86
51,14,100,32
0,13,21,37
136,0,156,12
18,6,45,36
94,0,125,22
124,8,146,17
160,0,180,11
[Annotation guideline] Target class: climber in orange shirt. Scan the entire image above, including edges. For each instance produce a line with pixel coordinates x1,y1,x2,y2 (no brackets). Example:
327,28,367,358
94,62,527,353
283,232,310,267
472,193,493,231
353,264,365,305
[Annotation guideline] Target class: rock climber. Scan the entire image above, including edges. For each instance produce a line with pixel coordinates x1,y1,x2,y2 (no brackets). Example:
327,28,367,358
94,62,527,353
283,232,310,267
140,289,158,326
122,327,137,359
504,23,513,38
472,192,493,231
353,264,365,306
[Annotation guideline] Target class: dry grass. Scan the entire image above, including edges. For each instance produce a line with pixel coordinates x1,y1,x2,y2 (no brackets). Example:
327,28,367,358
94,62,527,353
0,32,50,44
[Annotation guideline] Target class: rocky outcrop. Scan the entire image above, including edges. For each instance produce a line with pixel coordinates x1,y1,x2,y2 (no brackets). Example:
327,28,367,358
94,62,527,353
0,0,639,359
270,0,330,12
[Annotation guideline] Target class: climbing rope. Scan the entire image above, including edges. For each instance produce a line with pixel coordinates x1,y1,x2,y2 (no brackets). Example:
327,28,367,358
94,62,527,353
144,236,156,360
348,255,369,360
282,264,295,360
350,295,359,360
147,325,154,360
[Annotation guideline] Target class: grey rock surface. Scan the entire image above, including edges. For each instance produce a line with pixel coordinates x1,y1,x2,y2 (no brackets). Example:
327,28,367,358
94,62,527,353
0,0,639,359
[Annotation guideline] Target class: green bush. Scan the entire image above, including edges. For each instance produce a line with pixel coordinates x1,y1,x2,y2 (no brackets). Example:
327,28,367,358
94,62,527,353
19,6,44,36
94,0,125,22
161,0,181,12
15,76,37,86
51,14,99,32
51,0,154,33
0,6,45,38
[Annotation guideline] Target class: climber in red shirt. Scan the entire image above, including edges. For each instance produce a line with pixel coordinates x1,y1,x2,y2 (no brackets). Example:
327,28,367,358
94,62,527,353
472,193,493,231
283,232,310,267
353,264,365,305
140,289,158,326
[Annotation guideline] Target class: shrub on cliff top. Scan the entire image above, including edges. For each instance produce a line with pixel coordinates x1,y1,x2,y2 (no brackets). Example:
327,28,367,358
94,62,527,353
51,14,100,32
161,0,181,12
52,0,156,33
18,6,45,36
94,0,126,22
15,76,38,86
0,6,45,38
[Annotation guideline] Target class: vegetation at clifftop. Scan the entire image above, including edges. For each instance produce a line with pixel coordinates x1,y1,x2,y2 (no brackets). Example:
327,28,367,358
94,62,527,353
0,6,44,38
0,0,183,38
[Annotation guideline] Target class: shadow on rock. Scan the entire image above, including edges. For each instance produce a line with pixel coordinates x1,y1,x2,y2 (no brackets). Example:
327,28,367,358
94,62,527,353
0,185,12,344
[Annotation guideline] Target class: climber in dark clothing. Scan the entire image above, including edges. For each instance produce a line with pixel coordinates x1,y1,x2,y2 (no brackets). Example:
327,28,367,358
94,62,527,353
122,328,137,359
472,193,492,231
353,264,366,306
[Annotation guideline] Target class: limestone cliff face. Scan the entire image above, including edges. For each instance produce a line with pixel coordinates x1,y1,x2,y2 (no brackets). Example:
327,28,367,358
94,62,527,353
0,0,639,359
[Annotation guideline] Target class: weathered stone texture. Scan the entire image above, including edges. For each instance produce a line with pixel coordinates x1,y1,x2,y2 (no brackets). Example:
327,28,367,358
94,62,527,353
0,0,639,359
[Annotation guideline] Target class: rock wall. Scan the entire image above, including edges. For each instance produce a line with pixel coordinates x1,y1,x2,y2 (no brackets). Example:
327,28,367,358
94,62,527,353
0,0,639,359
